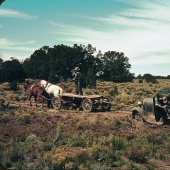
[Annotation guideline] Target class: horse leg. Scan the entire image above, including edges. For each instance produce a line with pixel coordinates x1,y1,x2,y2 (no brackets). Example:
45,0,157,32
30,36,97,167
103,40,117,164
35,96,38,107
40,97,44,107
29,95,32,106
45,97,51,108
37,94,43,107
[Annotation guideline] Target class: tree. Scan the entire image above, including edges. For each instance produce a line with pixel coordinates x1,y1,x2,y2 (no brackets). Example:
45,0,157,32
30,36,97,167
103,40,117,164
0,58,4,82
86,67,96,88
47,44,76,81
136,74,143,79
98,51,134,82
47,44,97,85
21,44,134,84
143,73,158,84
23,46,50,79
1,58,26,82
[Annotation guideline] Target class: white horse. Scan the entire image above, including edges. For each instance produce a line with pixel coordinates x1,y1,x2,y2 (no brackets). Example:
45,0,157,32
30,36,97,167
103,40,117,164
40,80,63,97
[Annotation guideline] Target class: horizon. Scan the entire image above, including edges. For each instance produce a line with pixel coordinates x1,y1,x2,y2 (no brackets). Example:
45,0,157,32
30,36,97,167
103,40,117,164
0,0,170,77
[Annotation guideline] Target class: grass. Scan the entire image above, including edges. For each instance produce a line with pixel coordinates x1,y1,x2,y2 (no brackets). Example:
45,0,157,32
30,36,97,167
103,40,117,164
1,79,170,169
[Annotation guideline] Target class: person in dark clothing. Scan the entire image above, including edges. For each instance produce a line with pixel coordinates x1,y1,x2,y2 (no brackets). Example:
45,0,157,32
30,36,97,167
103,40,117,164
155,96,170,121
73,67,83,95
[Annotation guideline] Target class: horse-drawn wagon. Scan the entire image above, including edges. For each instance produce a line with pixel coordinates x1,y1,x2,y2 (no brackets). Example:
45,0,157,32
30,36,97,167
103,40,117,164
51,93,112,112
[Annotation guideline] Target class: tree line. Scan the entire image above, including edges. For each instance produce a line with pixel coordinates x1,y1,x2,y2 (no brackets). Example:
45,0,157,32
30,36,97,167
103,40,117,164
0,44,169,87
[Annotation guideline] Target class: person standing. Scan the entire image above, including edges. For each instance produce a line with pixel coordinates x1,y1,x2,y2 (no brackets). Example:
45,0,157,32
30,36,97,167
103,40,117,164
73,67,83,95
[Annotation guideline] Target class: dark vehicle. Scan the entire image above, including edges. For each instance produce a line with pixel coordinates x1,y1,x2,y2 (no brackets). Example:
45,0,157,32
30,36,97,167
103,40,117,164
131,88,170,125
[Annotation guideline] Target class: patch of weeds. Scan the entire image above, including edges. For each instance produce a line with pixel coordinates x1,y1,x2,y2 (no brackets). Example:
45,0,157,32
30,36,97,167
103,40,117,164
9,152,24,163
145,162,159,170
9,110,15,116
10,81,19,91
17,94,28,101
147,133,164,145
53,121,64,146
102,114,109,121
111,118,122,127
71,137,87,147
110,86,118,97
157,148,167,160
2,114,10,123
76,120,89,130
20,113,31,124
112,159,125,167
15,159,25,170
11,94,20,101
90,163,111,170
28,110,36,115
3,160,12,169
127,162,140,170
125,147,147,164
111,136,124,150
65,161,74,169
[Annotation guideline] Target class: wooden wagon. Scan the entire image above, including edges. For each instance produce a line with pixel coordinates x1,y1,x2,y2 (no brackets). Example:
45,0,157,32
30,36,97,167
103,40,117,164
51,93,112,112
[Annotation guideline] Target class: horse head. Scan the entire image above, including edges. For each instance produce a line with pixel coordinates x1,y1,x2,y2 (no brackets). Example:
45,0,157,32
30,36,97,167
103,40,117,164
40,80,48,88
23,80,30,91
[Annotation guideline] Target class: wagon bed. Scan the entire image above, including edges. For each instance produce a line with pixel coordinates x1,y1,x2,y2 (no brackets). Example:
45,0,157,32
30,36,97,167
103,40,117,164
52,93,112,112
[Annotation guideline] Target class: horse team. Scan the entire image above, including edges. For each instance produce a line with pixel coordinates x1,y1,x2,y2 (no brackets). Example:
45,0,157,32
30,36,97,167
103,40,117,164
23,80,63,108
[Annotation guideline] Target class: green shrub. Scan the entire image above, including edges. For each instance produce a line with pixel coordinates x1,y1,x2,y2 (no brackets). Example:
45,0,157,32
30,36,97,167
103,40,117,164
71,137,87,147
2,114,10,123
110,86,118,96
10,81,19,91
111,136,124,150
3,160,12,168
125,147,147,163
138,79,143,83
21,113,31,124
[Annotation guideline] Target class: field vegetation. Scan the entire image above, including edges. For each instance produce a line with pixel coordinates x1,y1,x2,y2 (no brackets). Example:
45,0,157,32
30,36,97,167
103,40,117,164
0,79,170,170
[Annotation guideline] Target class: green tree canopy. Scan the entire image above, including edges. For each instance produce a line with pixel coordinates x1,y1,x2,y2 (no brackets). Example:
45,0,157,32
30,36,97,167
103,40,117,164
0,58,26,82
23,46,50,79
97,51,134,82
143,73,158,84
22,44,135,84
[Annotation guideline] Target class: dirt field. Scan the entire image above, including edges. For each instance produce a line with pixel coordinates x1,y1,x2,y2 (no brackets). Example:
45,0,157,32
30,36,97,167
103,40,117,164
1,99,170,170
1,79,170,169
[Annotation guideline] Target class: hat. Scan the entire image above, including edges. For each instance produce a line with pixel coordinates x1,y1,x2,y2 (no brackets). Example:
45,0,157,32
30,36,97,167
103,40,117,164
162,96,168,103
74,67,80,71
137,101,142,106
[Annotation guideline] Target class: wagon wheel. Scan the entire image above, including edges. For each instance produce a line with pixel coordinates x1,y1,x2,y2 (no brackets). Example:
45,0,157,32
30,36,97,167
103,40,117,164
101,97,111,111
81,98,93,112
52,96,62,110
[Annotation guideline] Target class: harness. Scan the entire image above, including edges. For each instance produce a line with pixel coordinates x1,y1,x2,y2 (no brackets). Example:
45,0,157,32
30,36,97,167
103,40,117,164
30,85,35,90
44,81,48,89
44,82,52,93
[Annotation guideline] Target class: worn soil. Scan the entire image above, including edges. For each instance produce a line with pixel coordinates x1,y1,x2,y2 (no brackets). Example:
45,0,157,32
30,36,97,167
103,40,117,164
1,99,170,170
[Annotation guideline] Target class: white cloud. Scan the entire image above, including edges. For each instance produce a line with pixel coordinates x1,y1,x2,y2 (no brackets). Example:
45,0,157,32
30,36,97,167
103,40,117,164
0,38,36,50
130,54,170,66
0,52,30,61
49,0,170,67
0,9,38,19
0,38,37,60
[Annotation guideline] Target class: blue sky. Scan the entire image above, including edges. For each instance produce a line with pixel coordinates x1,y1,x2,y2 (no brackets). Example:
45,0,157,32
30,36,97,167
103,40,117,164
0,0,170,77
